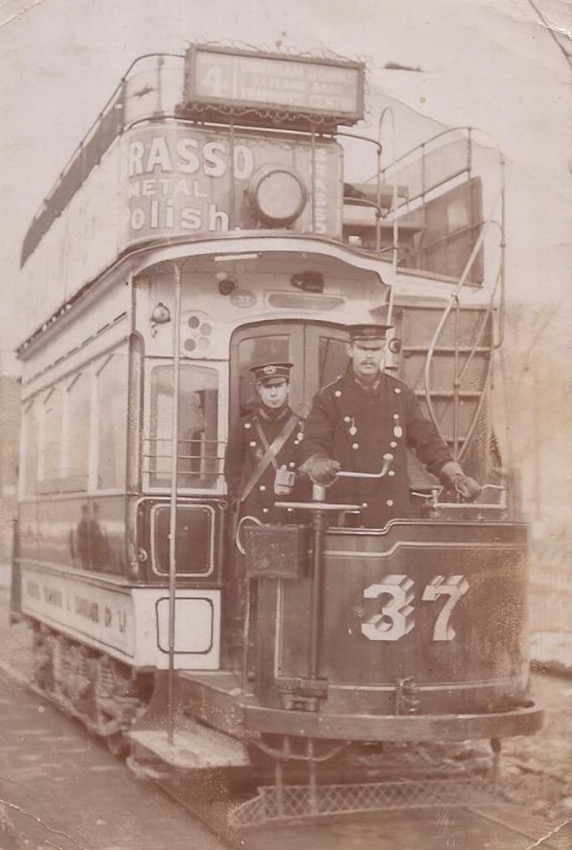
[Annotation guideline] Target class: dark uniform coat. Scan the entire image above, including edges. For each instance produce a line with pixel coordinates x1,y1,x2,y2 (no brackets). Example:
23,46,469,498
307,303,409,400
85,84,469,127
299,368,454,527
224,404,306,524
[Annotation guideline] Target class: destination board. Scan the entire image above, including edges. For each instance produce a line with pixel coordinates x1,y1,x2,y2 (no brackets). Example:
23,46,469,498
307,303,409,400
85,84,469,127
186,46,364,124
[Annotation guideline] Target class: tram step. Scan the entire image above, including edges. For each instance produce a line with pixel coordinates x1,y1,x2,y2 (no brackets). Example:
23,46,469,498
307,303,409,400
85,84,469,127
129,721,250,770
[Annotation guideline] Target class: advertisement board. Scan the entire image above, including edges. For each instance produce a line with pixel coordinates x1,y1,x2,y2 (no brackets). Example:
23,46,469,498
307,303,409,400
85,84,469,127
123,123,342,245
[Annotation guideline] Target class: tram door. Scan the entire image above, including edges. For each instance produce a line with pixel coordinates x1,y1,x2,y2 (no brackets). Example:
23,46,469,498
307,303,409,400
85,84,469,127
229,322,349,428
224,323,347,663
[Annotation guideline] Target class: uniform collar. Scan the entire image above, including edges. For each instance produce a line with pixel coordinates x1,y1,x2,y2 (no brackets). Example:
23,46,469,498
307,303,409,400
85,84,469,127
257,402,291,422
347,366,383,397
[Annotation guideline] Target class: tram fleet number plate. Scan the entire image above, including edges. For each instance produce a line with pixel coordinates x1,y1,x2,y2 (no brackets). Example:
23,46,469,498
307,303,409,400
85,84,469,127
360,574,469,642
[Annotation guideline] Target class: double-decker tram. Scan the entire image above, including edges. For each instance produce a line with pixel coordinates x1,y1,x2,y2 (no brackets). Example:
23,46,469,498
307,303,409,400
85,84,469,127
12,46,542,824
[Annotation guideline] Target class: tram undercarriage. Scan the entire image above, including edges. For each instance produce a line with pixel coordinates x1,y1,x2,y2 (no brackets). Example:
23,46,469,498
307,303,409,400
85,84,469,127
30,623,153,756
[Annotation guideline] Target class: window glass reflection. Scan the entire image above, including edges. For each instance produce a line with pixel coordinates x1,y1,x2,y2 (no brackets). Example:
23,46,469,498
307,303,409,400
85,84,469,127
149,364,219,488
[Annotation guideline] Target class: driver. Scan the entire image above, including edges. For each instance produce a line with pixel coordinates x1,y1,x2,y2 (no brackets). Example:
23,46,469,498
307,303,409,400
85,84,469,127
299,323,481,527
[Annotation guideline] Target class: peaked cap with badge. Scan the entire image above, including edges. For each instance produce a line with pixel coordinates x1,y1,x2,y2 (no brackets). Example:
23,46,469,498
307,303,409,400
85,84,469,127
347,323,393,342
250,361,293,385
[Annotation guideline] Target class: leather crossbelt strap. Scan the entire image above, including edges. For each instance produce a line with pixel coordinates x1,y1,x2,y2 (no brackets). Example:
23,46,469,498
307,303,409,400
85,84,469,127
239,414,299,504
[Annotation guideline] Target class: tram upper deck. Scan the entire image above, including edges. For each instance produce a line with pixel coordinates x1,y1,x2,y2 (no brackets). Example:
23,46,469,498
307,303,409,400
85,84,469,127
18,49,501,348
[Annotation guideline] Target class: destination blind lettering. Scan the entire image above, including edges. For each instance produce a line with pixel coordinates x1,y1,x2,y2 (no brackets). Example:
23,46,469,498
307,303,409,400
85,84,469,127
193,50,362,118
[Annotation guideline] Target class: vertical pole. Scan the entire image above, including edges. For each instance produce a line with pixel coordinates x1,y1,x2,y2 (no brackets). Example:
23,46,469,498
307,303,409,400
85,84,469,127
377,107,397,320
308,485,326,681
310,129,316,232
274,752,285,818
241,576,253,692
490,737,501,795
156,55,164,113
167,264,182,743
307,739,318,815
453,297,461,460
375,142,382,253
498,155,506,348
229,120,236,226
309,504,325,681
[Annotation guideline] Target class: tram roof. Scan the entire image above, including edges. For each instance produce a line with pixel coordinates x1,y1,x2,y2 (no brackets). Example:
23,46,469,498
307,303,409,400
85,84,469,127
16,233,393,357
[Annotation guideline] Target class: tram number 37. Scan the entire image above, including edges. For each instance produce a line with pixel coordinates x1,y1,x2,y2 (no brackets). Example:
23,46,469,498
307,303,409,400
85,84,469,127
361,574,469,642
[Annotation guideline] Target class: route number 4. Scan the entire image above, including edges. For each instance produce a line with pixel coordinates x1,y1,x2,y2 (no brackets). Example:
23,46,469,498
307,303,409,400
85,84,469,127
360,574,469,642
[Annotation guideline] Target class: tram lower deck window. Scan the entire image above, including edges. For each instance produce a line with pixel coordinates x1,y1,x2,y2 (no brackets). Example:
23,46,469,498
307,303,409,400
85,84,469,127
148,364,219,489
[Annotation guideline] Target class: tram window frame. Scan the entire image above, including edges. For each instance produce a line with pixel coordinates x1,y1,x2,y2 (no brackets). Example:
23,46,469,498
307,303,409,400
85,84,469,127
21,398,39,498
36,385,64,492
145,361,223,492
60,371,91,491
21,344,131,498
95,350,129,491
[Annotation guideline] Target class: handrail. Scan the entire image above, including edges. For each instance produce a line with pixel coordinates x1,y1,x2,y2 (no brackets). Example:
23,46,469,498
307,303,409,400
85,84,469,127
371,127,474,212
412,484,507,510
378,106,398,316
422,189,504,453
380,126,475,175
337,453,394,479
409,127,505,464
21,53,186,266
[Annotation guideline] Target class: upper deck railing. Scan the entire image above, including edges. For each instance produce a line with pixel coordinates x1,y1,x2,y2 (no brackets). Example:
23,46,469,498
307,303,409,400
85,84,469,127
21,50,366,267
340,126,502,285
371,126,506,468
21,54,186,266
21,49,498,288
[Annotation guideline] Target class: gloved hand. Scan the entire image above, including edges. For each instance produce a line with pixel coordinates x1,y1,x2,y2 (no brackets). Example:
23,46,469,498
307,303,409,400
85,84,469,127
440,461,482,502
453,475,482,501
300,456,341,487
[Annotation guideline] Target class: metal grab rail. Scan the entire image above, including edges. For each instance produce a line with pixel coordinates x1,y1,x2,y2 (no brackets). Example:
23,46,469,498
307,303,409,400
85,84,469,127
369,126,507,471
336,453,394,480
418,137,506,463
412,484,507,510
274,454,394,512
235,515,263,556
422,206,501,451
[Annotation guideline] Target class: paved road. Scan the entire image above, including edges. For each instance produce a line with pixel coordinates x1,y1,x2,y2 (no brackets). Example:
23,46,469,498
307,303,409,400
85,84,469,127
0,639,226,849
